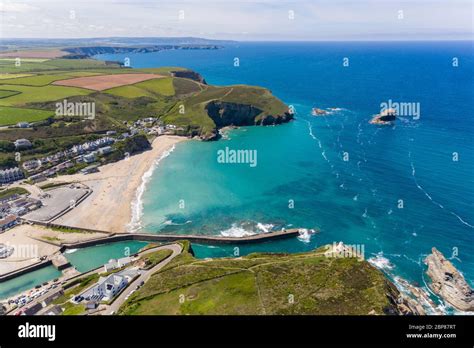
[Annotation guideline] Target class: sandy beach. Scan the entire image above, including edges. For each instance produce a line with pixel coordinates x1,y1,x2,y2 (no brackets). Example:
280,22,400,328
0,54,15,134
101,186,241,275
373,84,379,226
49,135,187,233
0,224,112,275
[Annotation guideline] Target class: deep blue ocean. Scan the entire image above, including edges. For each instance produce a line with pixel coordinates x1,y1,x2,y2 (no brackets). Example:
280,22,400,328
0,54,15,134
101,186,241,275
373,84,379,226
97,41,474,313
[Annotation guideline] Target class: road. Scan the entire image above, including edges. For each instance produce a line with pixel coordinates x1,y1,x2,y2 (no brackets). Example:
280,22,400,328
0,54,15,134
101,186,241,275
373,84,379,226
8,243,182,316
102,243,182,315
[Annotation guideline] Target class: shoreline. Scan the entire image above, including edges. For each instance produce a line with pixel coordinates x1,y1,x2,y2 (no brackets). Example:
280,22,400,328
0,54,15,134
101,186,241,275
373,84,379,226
127,143,178,232
49,135,187,233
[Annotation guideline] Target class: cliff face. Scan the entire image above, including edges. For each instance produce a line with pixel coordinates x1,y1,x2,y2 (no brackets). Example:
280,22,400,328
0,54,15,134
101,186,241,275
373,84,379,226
204,100,293,140
206,101,263,127
172,70,207,84
425,247,474,311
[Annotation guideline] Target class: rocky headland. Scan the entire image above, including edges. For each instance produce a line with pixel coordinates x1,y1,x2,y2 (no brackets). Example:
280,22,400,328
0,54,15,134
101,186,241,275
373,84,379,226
425,247,474,312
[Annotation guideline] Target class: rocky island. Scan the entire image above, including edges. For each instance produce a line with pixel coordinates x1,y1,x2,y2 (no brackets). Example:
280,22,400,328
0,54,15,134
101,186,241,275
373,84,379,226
370,108,397,125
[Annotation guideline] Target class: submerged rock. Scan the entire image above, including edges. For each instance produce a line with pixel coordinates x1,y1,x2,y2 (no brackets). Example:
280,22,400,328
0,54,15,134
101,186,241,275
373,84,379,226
311,107,327,116
425,247,474,312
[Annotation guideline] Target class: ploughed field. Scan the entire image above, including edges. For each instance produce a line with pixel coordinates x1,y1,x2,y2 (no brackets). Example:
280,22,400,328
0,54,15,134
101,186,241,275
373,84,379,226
52,73,165,91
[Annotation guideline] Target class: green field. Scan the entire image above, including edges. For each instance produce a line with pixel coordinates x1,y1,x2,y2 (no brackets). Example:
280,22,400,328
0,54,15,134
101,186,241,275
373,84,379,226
0,73,33,80
140,249,173,270
118,243,398,315
0,90,20,99
105,77,175,98
0,58,119,74
0,106,55,125
0,74,81,86
0,84,92,106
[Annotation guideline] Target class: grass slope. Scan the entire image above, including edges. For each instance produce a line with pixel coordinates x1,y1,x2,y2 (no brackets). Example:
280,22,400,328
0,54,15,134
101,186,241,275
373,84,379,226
0,106,55,125
0,84,92,106
118,244,396,315
0,58,118,74
105,77,175,98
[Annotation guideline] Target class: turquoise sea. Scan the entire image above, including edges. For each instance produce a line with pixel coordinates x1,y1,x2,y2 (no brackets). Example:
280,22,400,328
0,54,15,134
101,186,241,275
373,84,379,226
97,42,474,313
4,42,469,309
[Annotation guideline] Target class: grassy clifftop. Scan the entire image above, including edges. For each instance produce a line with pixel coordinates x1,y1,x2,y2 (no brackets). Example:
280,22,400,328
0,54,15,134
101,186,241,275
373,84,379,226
0,59,291,139
0,58,291,168
118,243,402,315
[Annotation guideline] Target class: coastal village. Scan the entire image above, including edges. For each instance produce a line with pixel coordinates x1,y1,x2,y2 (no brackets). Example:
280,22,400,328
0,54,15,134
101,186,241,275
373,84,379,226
1,117,178,186
0,111,189,315
0,118,183,228
0,47,470,319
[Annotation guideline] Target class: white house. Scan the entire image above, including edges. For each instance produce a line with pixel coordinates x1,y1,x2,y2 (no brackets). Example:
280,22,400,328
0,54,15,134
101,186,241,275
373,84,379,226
103,257,132,272
0,167,24,184
85,274,128,301
14,139,32,149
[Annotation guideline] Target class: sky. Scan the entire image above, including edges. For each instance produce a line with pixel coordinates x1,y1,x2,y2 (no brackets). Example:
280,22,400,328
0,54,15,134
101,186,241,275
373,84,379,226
0,0,472,41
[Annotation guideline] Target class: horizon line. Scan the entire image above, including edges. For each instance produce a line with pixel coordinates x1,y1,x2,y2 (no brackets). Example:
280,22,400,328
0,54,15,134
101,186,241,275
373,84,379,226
1,36,473,43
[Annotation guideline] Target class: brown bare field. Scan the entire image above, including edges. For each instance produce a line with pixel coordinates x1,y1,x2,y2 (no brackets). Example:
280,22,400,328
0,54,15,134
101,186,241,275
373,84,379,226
52,73,164,91
0,49,68,58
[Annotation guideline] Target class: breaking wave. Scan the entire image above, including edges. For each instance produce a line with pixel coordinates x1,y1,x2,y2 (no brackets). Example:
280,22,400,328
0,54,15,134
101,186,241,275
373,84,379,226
127,145,176,232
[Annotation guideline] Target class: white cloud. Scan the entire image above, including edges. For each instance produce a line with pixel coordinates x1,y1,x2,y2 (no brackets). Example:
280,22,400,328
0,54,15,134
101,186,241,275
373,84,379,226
0,0,472,40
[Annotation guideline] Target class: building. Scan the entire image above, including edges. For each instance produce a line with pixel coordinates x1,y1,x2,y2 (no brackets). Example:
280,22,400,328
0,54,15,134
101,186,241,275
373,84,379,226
0,167,24,184
83,153,96,164
23,160,41,172
29,173,46,183
17,122,30,128
41,290,64,307
10,197,42,215
24,303,44,315
80,268,140,302
14,139,32,150
80,164,99,175
103,257,132,272
0,215,18,232
44,305,63,316
98,146,112,155
82,273,128,302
